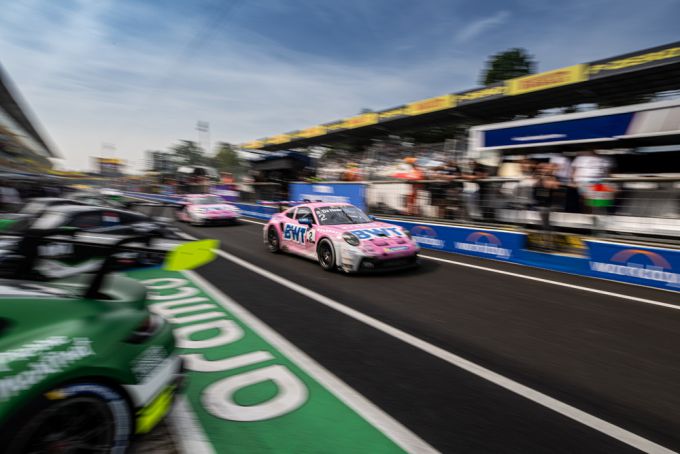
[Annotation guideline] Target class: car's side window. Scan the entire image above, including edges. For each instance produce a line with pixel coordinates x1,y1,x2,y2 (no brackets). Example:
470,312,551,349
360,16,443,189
295,207,314,224
285,209,296,219
68,212,103,229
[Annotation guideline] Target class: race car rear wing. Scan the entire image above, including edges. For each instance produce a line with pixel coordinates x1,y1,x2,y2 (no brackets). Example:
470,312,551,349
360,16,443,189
124,200,183,219
0,228,217,298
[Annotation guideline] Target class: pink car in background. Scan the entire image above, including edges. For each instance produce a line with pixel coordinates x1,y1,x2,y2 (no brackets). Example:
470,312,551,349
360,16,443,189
176,194,240,226
263,202,419,272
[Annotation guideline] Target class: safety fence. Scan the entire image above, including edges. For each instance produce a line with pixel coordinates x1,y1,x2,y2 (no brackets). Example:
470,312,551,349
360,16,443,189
365,176,680,242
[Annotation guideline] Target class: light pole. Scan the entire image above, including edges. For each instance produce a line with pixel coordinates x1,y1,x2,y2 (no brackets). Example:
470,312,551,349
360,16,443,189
197,121,210,154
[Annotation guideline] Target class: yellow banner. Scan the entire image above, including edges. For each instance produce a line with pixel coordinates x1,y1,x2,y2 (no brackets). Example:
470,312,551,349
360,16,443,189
378,107,406,120
458,85,506,103
342,113,378,129
588,46,680,77
97,158,123,165
243,140,264,149
405,94,456,116
297,125,327,138
506,64,587,95
325,121,345,132
265,134,290,145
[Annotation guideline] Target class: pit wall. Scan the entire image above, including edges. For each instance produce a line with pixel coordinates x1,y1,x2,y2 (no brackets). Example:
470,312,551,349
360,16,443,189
124,193,679,292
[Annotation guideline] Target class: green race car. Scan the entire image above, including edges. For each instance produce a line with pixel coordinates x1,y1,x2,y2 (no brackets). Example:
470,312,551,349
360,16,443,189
0,231,216,453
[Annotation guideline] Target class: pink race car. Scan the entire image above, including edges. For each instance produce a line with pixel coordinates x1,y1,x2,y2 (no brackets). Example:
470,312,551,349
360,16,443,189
263,202,419,272
176,194,240,226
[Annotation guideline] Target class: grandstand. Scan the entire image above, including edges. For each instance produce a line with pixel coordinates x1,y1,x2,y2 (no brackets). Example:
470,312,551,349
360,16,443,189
243,41,680,155
0,63,58,173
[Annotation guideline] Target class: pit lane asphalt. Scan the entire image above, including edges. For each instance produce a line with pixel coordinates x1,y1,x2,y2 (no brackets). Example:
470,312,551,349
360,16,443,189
173,217,680,453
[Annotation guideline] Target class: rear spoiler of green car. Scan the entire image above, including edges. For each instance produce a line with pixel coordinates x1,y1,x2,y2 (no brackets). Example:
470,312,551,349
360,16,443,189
1,229,217,298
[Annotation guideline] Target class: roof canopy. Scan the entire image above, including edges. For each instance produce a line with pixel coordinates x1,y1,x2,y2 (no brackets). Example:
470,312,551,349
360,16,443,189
243,41,680,151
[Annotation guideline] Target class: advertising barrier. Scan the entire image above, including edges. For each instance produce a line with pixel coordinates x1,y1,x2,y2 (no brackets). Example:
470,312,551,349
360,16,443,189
289,183,366,211
587,240,680,291
382,218,678,292
406,223,525,260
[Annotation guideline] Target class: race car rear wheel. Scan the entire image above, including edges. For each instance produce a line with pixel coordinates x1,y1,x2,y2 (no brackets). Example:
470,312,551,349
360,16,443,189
3,382,132,454
317,239,335,271
267,226,281,253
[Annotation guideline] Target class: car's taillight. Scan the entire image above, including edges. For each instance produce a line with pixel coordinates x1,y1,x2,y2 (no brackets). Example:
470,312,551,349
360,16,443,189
126,313,164,343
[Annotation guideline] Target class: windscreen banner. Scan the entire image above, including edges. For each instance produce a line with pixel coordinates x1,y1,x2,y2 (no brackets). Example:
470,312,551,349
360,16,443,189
586,240,680,290
289,183,366,211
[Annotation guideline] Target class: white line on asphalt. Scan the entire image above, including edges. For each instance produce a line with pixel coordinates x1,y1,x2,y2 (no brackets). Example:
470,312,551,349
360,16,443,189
182,269,438,454
179,230,676,454
168,396,215,454
239,218,267,226
421,254,680,311
231,216,680,311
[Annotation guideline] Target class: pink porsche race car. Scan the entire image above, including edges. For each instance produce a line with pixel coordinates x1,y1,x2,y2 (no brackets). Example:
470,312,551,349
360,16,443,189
263,202,419,272
176,194,240,226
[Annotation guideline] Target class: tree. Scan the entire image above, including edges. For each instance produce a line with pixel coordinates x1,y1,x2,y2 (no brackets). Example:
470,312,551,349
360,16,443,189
170,140,206,166
213,142,242,173
479,48,536,86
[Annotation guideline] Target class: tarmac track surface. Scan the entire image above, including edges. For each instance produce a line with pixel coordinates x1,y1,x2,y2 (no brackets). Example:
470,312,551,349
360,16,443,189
166,214,680,453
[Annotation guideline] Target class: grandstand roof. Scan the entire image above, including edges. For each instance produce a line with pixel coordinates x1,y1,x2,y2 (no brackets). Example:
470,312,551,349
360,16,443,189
244,41,680,152
0,64,58,158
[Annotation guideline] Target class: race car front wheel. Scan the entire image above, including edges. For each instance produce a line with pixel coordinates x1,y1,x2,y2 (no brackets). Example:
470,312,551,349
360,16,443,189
3,382,132,454
267,226,281,253
317,239,335,271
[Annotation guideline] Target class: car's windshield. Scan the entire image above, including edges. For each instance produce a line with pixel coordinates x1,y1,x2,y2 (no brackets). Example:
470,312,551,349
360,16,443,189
314,206,371,225
193,196,223,205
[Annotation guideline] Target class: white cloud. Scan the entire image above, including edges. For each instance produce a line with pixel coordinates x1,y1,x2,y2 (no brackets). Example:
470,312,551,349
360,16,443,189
455,11,510,43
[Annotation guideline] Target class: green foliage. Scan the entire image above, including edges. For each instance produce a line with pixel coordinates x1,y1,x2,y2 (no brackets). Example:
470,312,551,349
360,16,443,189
213,142,241,172
170,140,207,166
479,48,536,86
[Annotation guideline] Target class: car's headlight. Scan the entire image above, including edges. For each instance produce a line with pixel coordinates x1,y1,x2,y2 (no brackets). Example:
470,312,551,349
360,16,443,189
194,208,206,214
342,232,360,246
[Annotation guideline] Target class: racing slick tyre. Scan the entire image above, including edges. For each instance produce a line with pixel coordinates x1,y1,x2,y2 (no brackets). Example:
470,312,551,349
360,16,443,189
317,239,336,272
267,226,281,253
2,382,132,454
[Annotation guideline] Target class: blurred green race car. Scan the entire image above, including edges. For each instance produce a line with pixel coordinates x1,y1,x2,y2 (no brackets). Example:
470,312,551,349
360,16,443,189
0,230,216,453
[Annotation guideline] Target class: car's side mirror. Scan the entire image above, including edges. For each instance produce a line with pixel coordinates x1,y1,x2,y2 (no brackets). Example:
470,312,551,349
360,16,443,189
368,215,376,221
298,217,313,226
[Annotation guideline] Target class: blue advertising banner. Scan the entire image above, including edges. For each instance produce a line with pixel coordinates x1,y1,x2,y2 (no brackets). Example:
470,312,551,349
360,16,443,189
385,220,526,261
289,183,366,211
586,240,680,291
483,112,634,148
232,203,278,221
213,184,239,202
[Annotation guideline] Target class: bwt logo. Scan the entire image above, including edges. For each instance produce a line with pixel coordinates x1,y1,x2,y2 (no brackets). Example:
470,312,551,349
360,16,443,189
283,224,306,244
454,232,512,258
590,248,679,286
411,226,445,248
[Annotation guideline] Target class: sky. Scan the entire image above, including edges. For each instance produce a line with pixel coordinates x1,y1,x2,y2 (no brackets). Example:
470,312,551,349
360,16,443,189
0,0,679,171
